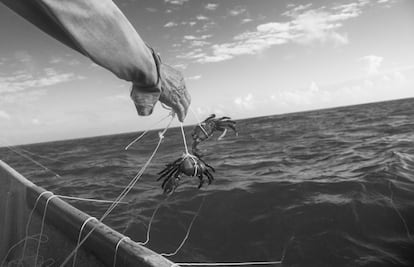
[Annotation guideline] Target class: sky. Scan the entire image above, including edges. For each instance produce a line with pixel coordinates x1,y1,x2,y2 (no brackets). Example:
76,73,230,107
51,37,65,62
1,0,414,146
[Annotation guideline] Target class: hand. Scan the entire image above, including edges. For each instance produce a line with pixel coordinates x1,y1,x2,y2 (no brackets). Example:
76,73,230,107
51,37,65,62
130,48,190,122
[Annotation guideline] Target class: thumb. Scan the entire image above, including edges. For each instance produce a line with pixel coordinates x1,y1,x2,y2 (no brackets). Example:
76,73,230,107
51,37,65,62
130,84,161,116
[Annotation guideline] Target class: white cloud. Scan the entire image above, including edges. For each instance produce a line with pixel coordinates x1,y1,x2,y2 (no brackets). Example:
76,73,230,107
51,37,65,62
186,75,202,80
0,70,79,94
184,35,212,40
234,93,254,109
196,15,209,21
172,63,187,70
181,21,197,27
145,7,158,13
105,93,130,103
241,18,253,24
49,56,80,66
0,110,11,120
205,3,219,11
31,118,41,125
360,55,383,75
0,90,47,105
269,66,414,113
14,50,32,64
182,35,212,48
185,1,372,64
164,0,188,5
229,6,247,16
164,21,178,28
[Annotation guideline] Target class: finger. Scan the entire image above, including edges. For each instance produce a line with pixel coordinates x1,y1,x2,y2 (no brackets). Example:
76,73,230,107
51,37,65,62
179,91,190,120
130,85,160,116
175,102,186,122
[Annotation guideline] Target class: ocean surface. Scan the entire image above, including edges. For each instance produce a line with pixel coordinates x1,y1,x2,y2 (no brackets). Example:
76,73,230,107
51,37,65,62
2,98,414,267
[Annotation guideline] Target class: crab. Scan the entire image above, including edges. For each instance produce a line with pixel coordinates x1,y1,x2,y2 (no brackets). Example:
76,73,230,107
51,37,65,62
191,114,237,157
157,153,215,195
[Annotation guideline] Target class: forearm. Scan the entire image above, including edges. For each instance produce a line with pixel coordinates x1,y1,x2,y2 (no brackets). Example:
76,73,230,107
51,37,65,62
1,0,157,87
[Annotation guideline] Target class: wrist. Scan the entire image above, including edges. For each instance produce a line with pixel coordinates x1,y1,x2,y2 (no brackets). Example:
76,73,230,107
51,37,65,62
134,46,162,89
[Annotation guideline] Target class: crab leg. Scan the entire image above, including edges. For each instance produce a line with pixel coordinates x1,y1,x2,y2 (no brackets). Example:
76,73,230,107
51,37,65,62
205,171,214,184
157,166,178,181
197,173,205,189
161,169,179,189
217,128,227,140
198,158,215,172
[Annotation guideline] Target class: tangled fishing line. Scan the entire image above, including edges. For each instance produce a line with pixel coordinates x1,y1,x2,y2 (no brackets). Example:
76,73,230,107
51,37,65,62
1,110,285,267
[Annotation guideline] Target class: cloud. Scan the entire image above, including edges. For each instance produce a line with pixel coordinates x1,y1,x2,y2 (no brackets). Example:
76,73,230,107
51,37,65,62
164,21,178,28
229,6,247,16
0,110,11,120
31,118,41,125
164,0,188,5
184,0,372,64
196,15,209,21
14,50,32,64
182,34,212,48
360,55,383,75
241,18,253,24
181,21,197,27
0,90,47,105
205,3,219,11
145,7,158,12
234,93,254,109
186,75,202,80
269,66,414,113
184,35,212,40
0,69,79,94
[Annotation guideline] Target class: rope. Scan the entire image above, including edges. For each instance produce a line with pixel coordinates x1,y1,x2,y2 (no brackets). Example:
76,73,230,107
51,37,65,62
2,143,61,178
20,191,53,264
57,195,128,205
125,113,173,150
72,217,98,267
139,196,169,246
173,261,282,266
0,234,48,267
59,116,174,267
112,237,130,267
35,194,58,266
188,106,209,138
161,196,206,257
180,122,189,155
179,122,199,176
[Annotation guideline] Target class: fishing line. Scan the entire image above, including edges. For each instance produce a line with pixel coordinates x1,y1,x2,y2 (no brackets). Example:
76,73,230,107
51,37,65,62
388,181,413,241
14,146,63,163
180,122,190,155
72,217,98,267
172,260,283,266
138,196,170,246
0,234,48,267
1,141,61,178
125,113,173,150
179,122,199,176
56,195,129,205
188,106,209,137
34,194,58,266
161,196,206,257
112,236,130,267
59,116,174,267
19,191,53,264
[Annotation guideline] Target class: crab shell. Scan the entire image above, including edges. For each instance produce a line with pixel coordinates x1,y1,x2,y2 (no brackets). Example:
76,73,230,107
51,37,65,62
180,156,206,176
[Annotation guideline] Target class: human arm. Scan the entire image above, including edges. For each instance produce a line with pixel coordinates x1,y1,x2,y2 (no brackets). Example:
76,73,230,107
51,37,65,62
1,0,190,121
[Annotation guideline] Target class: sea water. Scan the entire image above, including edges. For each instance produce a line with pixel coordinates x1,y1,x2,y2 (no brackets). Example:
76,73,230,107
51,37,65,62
2,98,414,267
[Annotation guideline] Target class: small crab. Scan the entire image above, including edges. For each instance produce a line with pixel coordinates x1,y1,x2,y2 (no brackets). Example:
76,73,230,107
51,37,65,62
191,114,237,157
157,154,215,195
